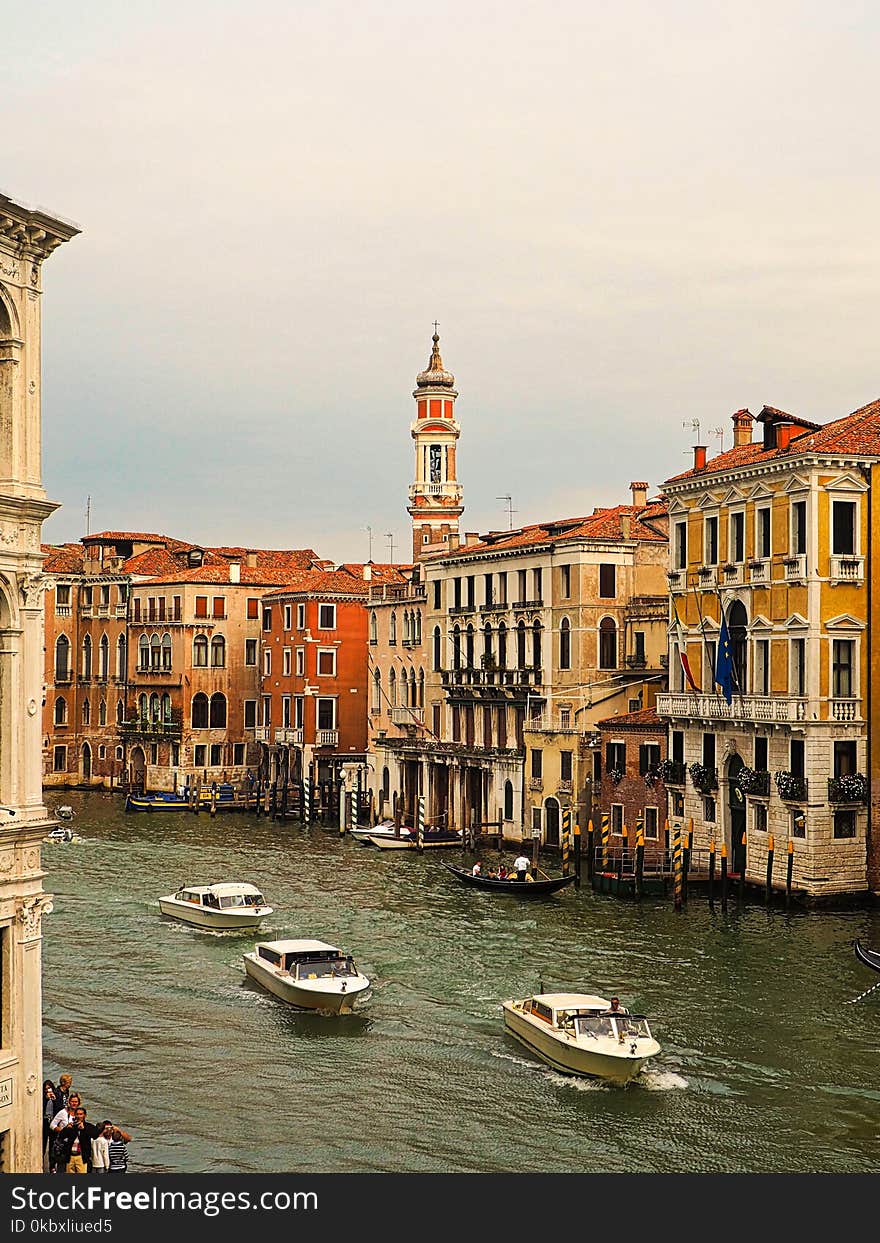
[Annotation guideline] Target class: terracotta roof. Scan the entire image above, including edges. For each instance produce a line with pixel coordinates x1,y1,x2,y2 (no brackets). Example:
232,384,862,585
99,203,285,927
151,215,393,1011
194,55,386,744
262,569,370,598
83,531,178,544
666,398,880,484
133,565,328,587
431,500,668,560
597,707,663,730
42,544,85,573
209,547,320,570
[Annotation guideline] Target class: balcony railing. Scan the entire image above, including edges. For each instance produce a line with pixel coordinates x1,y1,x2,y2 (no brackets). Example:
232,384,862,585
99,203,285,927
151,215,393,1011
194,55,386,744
696,567,717,590
830,555,864,583
254,726,270,742
119,718,182,740
528,776,543,791
524,715,580,734
316,729,339,747
657,692,807,724
721,564,744,585
666,571,685,594
448,604,477,616
748,559,769,584
115,605,128,618
690,765,718,794
658,760,687,785
55,605,72,618
274,727,304,745
783,554,806,582
441,667,543,689
774,772,808,802
828,774,868,804
480,602,509,613
55,669,73,684
556,779,573,795
831,698,860,722
512,599,544,610
391,706,424,726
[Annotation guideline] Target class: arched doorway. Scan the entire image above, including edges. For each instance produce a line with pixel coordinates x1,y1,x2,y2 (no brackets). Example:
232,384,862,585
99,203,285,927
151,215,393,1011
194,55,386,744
544,796,560,847
726,752,747,874
81,742,92,782
130,746,146,791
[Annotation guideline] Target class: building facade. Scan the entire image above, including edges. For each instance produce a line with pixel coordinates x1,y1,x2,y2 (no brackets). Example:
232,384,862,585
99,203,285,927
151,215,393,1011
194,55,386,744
657,402,880,898
0,191,78,1171
595,707,668,859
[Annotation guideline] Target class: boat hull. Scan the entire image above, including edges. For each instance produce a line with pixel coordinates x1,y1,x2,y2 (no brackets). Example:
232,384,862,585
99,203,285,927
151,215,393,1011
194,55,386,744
443,863,575,895
158,898,272,930
368,835,461,850
243,954,370,1014
502,1004,655,1085
854,940,880,974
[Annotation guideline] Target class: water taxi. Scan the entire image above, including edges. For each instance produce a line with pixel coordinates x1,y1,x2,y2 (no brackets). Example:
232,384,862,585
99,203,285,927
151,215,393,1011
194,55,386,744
502,992,660,1085
243,939,371,1014
158,882,273,930
367,827,462,850
350,819,408,844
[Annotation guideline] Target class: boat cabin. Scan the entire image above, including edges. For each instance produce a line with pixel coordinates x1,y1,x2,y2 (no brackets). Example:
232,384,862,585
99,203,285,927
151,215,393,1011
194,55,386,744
515,992,653,1041
173,883,266,909
254,939,357,979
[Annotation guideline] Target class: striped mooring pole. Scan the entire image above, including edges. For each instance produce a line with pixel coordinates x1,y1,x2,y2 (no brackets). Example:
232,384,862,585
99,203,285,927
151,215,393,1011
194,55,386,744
348,788,357,835
601,814,610,869
720,840,728,912
417,795,425,853
586,819,594,881
303,776,311,828
573,821,581,888
635,829,645,899
672,822,683,911
561,809,571,876
682,817,693,902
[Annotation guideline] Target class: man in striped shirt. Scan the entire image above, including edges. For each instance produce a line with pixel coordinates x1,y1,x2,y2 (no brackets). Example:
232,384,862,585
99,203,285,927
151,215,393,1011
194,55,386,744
108,1127,130,1173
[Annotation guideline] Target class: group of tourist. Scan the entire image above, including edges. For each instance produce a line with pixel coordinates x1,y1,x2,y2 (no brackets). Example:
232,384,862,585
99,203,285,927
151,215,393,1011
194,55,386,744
472,854,534,882
43,1074,132,1174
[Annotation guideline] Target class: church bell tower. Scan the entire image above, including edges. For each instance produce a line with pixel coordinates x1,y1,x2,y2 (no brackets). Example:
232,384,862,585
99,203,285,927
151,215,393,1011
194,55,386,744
407,328,464,561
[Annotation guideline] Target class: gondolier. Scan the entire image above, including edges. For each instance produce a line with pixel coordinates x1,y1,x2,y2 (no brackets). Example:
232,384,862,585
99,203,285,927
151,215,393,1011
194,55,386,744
513,853,531,882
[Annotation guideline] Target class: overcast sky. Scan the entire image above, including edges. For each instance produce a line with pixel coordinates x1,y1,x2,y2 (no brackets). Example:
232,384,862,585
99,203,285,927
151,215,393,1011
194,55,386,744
8,1,880,562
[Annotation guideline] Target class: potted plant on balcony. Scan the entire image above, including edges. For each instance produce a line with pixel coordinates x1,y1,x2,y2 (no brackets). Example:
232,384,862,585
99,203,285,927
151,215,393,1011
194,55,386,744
736,766,767,796
656,758,679,784
774,770,806,801
689,761,716,793
831,772,867,803
608,767,624,785
644,766,659,788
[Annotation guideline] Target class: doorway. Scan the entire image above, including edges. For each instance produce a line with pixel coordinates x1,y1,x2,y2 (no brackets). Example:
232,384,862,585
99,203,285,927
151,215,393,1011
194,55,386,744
727,752,746,874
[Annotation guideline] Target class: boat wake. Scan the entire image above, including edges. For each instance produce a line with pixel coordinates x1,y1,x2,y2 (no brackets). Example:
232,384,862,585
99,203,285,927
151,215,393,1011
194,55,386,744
638,1068,688,1091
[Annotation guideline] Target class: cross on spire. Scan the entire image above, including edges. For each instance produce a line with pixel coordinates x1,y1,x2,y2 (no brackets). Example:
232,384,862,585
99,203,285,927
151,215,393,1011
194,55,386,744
432,320,439,336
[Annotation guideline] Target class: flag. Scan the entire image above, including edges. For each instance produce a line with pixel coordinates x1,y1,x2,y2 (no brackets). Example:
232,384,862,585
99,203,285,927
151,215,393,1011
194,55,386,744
671,598,700,693
715,608,734,705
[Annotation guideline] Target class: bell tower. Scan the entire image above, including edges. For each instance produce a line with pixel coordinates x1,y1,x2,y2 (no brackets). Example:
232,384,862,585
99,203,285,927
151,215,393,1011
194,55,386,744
407,327,464,561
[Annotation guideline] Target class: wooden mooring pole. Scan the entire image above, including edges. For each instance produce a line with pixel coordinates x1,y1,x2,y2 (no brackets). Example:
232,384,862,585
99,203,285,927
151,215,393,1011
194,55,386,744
739,831,747,904
417,795,425,853
720,841,728,912
786,838,794,908
682,817,693,903
765,834,774,905
561,809,571,876
586,819,594,882
573,821,582,888
708,837,716,910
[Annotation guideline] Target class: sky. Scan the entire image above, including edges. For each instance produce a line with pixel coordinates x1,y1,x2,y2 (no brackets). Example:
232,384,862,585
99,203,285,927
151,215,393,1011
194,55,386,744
6,1,880,563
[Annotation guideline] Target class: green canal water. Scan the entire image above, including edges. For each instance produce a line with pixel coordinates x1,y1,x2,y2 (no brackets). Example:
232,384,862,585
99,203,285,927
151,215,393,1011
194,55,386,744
40,792,880,1174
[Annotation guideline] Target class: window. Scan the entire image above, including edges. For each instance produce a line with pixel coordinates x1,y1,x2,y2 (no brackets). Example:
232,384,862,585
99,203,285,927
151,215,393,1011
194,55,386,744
53,745,67,772
639,742,661,775
369,614,377,645
560,750,572,782
318,604,336,630
210,636,226,668
98,744,106,759
531,749,543,779
317,698,336,730
295,697,304,728
560,706,571,729
55,635,70,677
297,604,306,629
754,804,768,832
606,742,626,773
833,809,857,839
704,797,716,822
233,743,245,765
263,649,271,677
99,698,107,726
247,598,259,620
244,700,257,728
611,804,624,834
262,607,272,631
54,696,67,726
643,807,658,839
790,739,805,778
754,639,770,695
831,500,856,556
673,523,687,572
504,780,514,821
599,618,617,669
193,635,208,667
432,626,441,672
484,573,493,607
756,506,771,558
518,570,527,603
389,613,397,644
730,511,745,563
132,597,142,622
82,635,92,678
56,584,70,606
317,649,336,677
150,634,161,670
433,580,442,610
634,631,646,663
497,572,507,605
81,585,92,607
559,618,571,670
832,640,854,698
533,568,542,601
207,743,220,766
671,731,684,763
192,694,209,728
599,563,617,597
150,742,159,765
99,634,109,678
791,809,806,838
82,699,90,725
560,564,571,598
671,791,684,818
209,694,227,728
284,604,292,631
296,648,305,676
117,635,126,679
754,736,768,771
195,596,208,619
245,638,257,666
833,740,857,778
790,638,806,696
194,744,207,768
704,516,718,565
701,733,716,770
283,648,292,676
791,500,807,555
262,696,272,726
212,596,226,619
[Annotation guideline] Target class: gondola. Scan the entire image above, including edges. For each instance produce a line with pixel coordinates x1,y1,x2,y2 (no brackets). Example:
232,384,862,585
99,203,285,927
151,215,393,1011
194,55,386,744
442,862,576,895
854,941,880,975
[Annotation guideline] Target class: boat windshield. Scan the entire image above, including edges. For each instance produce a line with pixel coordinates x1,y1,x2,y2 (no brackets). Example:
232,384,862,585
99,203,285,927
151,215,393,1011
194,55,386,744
218,893,263,909
293,955,356,979
610,1014,652,1040
573,1015,615,1039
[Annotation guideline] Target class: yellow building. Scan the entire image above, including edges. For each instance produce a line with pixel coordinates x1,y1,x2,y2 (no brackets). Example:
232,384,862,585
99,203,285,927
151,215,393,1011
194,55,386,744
658,402,880,898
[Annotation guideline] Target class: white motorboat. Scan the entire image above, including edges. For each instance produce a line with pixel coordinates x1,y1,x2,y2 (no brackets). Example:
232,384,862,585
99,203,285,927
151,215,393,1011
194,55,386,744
158,883,273,930
367,828,462,850
44,825,81,844
243,939,371,1014
350,819,409,844
502,992,660,1085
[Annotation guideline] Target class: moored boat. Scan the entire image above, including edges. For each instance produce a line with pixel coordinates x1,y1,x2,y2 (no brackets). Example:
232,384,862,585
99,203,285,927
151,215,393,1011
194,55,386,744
158,882,273,930
854,941,880,975
125,784,238,813
367,828,462,850
350,819,410,844
243,939,371,1013
443,862,575,895
502,992,660,1085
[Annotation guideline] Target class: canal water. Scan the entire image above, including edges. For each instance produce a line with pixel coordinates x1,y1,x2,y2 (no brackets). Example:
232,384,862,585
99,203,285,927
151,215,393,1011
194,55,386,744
41,792,879,1174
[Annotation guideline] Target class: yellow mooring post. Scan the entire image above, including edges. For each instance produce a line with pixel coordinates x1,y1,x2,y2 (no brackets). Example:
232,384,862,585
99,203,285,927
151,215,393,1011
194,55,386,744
765,833,775,904
708,837,716,909
720,840,728,912
635,829,645,899
682,817,693,902
586,819,594,880
601,814,610,869
573,821,581,888
561,809,571,876
673,822,683,911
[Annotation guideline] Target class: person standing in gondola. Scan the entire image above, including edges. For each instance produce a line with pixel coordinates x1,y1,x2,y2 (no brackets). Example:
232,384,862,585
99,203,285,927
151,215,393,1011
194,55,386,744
513,853,530,882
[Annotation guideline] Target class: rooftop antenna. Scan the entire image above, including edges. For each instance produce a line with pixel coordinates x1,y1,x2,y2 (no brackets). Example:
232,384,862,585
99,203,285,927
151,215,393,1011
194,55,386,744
85,495,91,537
366,525,373,562
385,532,395,565
709,426,725,453
682,418,701,444
497,494,517,530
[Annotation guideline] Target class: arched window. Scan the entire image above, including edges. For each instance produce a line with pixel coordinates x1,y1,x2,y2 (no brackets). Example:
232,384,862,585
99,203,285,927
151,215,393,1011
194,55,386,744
55,635,70,677
116,699,125,724
192,693,209,729
162,693,172,721
532,621,542,670
117,634,126,679
390,612,397,644
452,626,461,671
504,779,514,821
82,698,90,725
99,633,109,679
432,625,441,672
209,693,227,728
150,634,161,669
498,623,507,669
465,624,475,669
54,696,67,725
150,693,160,722
99,697,107,726
483,624,493,664
728,600,748,690
210,635,226,668
382,767,390,800
138,635,149,671
517,621,527,669
403,611,411,643
389,667,396,707
559,617,571,671
415,611,422,644
418,668,425,708
193,635,208,667
369,613,377,644
82,634,92,678
372,669,381,713
162,633,172,670
409,669,417,707
599,618,617,669
138,693,148,720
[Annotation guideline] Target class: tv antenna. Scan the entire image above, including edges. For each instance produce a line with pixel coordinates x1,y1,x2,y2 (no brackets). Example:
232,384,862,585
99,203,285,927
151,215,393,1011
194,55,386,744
709,426,725,453
366,525,373,561
682,418,701,444
85,495,91,536
497,494,517,530
385,532,395,565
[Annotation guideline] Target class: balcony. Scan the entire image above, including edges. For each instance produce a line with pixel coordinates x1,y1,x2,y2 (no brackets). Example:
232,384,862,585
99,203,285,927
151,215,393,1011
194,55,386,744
55,669,73,684
689,764,718,794
316,729,339,748
556,779,573,795
624,654,647,669
275,727,304,745
391,706,424,727
480,602,509,614
115,605,128,618
79,606,93,618
783,554,806,582
748,559,769,584
512,599,544,611
737,768,771,797
525,715,579,734
657,760,687,785
448,604,476,617
696,567,717,590
657,692,806,724
528,776,543,792
666,571,685,594
253,726,270,742
830,698,860,722
830,555,864,584
55,605,72,618
720,563,743,586
774,771,808,802
96,605,111,618
119,717,182,741
441,666,543,691
828,774,867,804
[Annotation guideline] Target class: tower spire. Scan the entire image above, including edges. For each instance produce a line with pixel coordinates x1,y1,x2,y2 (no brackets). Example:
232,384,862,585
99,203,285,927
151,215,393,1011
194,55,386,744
407,326,464,561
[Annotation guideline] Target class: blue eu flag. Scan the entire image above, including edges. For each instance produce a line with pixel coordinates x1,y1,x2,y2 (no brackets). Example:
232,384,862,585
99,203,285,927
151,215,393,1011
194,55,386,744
716,611,734,705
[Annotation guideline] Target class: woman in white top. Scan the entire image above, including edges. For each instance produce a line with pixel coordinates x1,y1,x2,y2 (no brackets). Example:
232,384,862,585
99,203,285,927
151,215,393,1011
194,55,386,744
91,1121,113,1173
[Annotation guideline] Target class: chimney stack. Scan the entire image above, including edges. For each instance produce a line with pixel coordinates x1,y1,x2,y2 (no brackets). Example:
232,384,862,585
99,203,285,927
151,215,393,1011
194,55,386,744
732,409,753,448
693,445,707,471
246,552,257,569
776,421,794,451
621,514,631,539
630,481,648,508
229,562,241,584
465,532,480,548
363,563,372,581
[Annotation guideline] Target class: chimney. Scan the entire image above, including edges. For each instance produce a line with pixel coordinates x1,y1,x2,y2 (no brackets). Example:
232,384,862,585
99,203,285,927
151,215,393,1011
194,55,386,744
630,481,648,508
363,563,372,581
229,562,241,584
621,514,631,539
246,552,257,569
465,532,480,548
776,421,794,451
693,445,707,471
448,533,461,550
732,409,752,448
